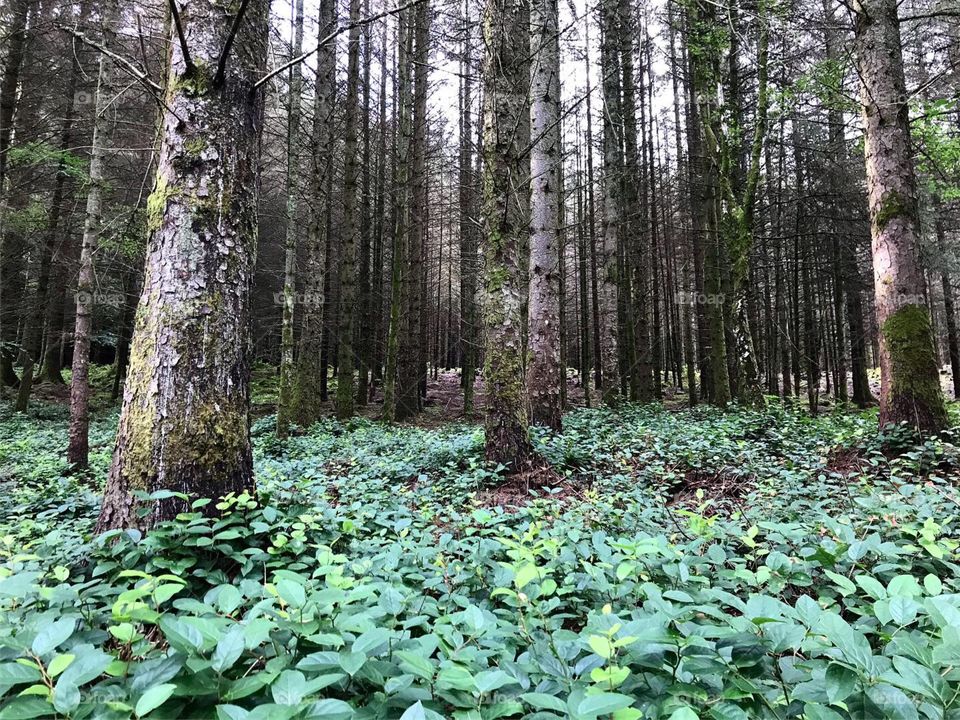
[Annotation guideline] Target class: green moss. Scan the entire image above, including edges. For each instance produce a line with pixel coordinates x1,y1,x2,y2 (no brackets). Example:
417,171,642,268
146,175,177,234
881,303,948,429
184,137,207,157
874,190,915,231
175,61,212,97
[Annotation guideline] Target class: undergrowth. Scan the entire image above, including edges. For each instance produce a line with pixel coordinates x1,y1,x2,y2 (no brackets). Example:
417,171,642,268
1,399,959,719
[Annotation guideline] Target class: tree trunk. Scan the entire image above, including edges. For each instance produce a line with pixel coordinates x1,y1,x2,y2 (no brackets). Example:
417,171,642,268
526,0,562,429
334,0,363,419
852,0,947,432
458,0,477,414
293,0,336,427
96,0,269,530
68,0,120,467
276,0,305,438
481,0,534,465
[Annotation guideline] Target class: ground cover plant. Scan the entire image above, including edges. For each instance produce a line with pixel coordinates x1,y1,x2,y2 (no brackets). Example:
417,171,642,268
2,398,959,720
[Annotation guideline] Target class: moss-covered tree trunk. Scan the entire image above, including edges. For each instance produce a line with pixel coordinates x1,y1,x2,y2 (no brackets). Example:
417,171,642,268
96,0,269,531
481,0,534,465
68,0,119,468
852,0,948,433
292,0,336,428
526,0,563,430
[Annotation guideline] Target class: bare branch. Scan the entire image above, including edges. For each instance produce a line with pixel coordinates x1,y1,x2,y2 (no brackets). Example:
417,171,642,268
254,0,424,90
57,23,162,92
169,0,194,73
214,0,252,86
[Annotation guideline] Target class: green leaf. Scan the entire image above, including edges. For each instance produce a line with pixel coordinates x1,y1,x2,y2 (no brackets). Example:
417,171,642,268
824,663,857,704
352,628,390,655
588,635,615,660
576,692,635,717
521,693,566,712
277,579,307,608
31,619,75,656
337,651,366,676
514,564,540,590
802,703,844,720
666,708,699,720
889,656,949,703
211,626,246,673
398,702,427,720
473,669,513,693
272,670,307,705
0,697,54,719
301,699,354,719
216,705,250,720
135,683,177,717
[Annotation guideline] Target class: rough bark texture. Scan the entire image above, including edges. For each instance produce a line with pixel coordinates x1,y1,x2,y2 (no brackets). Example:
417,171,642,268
68,0,119,467
293,0,336,427
96,0,269,530
598,0,622,406
526,0,563,429
334,0,363,419
481,0,534,465
459,0,477,414
853,0,947,432
276,0,306,438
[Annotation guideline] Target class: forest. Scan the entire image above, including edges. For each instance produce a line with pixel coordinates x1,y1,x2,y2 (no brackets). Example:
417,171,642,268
0,0,959,716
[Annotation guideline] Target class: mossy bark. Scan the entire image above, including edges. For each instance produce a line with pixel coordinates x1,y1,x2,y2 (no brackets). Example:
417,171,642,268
96,0,269,531
853,0,948,433
481,0,534,465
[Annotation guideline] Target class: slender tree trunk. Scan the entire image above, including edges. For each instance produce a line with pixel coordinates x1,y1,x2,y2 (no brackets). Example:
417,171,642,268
935,205,960,398
852,0,947,432
481,0,534,465
276,0,305,437
68,0,120,468
356,2,373,406
458,0,477,414
334,0,363,419
527,0,562,429
96,0,269,530
293,0,336,426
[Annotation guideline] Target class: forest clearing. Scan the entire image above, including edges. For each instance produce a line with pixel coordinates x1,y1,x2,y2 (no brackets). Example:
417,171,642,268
0,0,959,716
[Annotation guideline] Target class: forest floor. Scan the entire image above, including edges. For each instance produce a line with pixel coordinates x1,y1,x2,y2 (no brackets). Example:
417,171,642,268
1,369,960,718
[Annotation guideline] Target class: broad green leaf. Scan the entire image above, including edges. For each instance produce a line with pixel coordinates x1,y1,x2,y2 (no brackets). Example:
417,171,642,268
135,683,177,717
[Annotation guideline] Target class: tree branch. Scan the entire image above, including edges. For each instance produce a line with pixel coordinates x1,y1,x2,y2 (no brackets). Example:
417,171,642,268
214,0,251,86
57,23,163,92
168,0,194,73
254,0,424,90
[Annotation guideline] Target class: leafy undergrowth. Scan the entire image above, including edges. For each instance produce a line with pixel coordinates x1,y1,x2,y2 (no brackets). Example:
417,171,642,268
1,400,960,719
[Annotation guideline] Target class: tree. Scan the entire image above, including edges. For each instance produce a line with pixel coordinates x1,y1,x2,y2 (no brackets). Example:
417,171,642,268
276,0,306,438
481,0,534,464
335,0,364,419
851,0,948,432
458,0,477,415
598,0,623,406
67,0,120,467
526,0,562,429
293,0,337,427
96,0,270,530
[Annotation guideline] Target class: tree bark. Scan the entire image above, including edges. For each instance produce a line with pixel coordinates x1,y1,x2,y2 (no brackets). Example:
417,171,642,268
526,0,562,429
481,0,534,465
852,0,948,432
68,0,120,467
96,0,269,530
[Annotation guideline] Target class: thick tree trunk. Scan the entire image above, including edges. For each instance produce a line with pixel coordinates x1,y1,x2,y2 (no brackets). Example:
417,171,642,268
481,0,534,465
526,0,562,429
0,0,31,389
68,0,120,467
276,0,305,438
96,0,269,530
853,0,947,432
293,0,336,427
598,0,623,406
